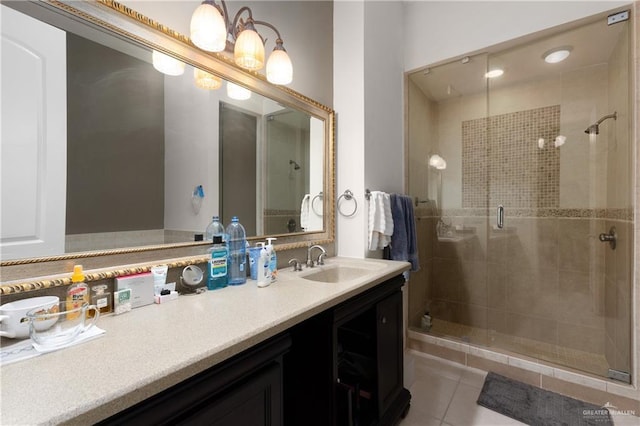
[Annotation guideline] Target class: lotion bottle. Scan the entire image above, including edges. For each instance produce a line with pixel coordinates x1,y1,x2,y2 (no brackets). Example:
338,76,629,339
265,237,278,282
67,265,89,320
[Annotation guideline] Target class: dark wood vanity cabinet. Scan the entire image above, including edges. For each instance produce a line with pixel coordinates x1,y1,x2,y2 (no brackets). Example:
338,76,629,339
97,275,408,426
98,333,291,426
285,274,411,425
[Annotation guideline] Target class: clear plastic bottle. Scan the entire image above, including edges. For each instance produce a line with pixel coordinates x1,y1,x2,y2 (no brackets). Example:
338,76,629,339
205,215,225,241
226,216,247,285
207,235,228,290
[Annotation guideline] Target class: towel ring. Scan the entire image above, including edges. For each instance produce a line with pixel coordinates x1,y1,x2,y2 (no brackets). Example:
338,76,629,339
311,192,323,216
337,189,358,217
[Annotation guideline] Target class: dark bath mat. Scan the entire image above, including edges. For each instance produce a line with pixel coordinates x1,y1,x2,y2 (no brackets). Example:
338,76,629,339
477,372,613,426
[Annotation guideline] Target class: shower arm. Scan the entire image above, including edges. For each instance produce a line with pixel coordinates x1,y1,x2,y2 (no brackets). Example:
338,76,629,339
584,111,617,134
595,112,617,126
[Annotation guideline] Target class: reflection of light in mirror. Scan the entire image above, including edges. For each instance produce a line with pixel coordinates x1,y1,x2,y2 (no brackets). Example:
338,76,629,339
152,50,185,76
194,68,222,90
226,82,252,100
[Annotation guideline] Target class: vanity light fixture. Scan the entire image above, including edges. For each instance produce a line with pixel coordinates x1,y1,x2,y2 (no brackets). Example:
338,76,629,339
152,50,185,76
543,47,572,64
190,0,293,85
226,81,252,100
485,68,504,79
194,68,223,90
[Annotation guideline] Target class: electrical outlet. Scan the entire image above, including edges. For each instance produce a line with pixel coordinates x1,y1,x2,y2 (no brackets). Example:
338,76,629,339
607,10,629,26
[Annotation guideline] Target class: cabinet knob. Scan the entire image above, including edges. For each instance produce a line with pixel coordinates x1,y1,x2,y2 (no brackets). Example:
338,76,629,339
381,316,387,324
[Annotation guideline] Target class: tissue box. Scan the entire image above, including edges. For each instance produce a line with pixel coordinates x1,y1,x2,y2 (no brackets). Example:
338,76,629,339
116,273,154,308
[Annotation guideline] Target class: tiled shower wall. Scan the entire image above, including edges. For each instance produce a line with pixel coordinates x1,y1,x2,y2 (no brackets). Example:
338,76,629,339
462,106,561,208
409,208,632,375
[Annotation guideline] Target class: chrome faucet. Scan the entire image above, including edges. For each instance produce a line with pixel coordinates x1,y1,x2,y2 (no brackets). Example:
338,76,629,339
306,245,326,268
288,258,303,271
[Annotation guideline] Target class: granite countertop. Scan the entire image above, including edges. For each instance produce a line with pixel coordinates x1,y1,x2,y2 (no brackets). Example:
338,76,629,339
0,257,410,425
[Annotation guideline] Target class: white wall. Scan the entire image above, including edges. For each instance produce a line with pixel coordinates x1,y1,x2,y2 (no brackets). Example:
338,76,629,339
334,0,366,257
403,1,631,72
119,0,333,107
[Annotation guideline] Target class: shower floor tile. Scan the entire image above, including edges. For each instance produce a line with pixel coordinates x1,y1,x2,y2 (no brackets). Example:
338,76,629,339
422,319,610,377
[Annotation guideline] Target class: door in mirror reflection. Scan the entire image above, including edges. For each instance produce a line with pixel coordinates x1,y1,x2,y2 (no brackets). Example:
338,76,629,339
220,103,257,236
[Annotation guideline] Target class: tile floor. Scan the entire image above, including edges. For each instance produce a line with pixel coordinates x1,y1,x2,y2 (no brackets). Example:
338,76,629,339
399,350,639,426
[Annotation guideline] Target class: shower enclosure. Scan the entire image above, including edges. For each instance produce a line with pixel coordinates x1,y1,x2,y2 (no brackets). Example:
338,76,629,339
407,7,632,380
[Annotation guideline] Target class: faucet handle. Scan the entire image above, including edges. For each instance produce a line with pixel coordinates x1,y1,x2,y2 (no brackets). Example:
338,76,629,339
317,252,326,265
288,258,303,271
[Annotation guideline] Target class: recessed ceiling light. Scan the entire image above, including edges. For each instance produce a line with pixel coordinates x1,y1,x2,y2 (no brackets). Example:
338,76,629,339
485,69,504,79
543,47,572,64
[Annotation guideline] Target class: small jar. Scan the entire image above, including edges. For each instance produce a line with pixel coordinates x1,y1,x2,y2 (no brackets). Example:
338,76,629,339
90,284,112,316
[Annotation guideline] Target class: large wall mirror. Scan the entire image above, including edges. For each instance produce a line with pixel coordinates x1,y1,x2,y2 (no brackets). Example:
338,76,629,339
0,0,334,285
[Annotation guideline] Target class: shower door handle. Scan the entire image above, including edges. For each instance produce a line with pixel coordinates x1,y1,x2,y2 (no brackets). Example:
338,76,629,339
496,205,504,229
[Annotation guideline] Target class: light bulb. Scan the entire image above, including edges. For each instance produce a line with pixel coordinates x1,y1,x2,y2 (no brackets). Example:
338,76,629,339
485,69,504,79
266,44,292,85
554,135,567,148
234,26,265,70
190,3,227,52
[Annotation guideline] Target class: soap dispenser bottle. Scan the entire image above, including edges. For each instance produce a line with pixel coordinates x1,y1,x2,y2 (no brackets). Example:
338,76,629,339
265,237,277,282
257,243,271,288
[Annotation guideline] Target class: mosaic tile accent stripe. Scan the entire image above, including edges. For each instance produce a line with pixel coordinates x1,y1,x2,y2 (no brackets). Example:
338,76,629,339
415,207,633,221
463,105,561,208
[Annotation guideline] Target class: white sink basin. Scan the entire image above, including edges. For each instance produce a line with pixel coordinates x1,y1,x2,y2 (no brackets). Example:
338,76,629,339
301,266,370,283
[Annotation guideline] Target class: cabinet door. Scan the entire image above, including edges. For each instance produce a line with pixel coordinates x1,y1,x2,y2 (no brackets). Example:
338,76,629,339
179,362,282,426
376,291,403,415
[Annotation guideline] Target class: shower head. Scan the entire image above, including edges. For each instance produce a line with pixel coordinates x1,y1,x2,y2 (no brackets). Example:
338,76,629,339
289,160,301,170
584,112,617,135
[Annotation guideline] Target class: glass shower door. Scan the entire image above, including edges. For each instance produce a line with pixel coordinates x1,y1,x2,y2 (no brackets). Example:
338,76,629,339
484,15,632,380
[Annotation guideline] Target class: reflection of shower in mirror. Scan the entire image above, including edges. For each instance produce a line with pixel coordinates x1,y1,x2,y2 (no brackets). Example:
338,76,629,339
289,159,301,170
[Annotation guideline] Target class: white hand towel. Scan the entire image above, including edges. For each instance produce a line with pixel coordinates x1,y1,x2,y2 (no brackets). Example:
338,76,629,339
368,191,394,250
300,194,311,231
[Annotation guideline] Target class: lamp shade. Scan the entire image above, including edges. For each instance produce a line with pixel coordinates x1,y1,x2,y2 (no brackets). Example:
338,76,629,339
194,68,222,90
226,82,251,100
234,27,265,70
190,3,227,52
266,47,292,85
152,50,185,76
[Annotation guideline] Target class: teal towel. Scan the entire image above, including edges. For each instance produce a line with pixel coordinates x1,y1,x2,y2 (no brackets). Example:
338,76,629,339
389,194,419,272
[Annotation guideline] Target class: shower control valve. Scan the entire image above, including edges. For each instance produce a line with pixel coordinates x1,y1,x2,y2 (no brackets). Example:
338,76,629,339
598,227,617,250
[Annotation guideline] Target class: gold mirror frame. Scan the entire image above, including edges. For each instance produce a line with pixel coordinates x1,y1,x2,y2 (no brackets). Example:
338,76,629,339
0,0,335,294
